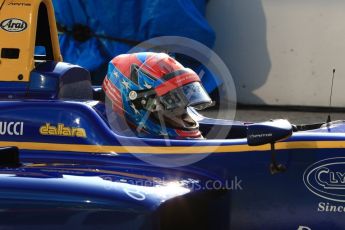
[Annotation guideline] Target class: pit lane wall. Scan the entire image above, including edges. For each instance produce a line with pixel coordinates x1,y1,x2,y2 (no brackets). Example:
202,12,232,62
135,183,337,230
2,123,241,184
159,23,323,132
207,0,345,107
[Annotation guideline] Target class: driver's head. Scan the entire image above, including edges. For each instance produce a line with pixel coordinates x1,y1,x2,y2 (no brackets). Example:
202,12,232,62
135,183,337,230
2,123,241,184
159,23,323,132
103,52,212,139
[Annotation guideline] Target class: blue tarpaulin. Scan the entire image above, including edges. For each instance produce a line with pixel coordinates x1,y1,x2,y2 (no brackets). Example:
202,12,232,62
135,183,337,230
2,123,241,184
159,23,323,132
52,0,219,91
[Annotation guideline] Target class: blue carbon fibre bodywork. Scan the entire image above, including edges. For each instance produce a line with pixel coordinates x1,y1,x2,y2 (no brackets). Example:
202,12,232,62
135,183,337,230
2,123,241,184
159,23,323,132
0,61,91,100
0,99,345,229
0,153,228,229
0,99,344,146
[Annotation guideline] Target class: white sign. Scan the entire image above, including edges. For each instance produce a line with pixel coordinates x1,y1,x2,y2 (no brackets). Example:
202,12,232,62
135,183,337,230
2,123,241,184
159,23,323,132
0,122,23,136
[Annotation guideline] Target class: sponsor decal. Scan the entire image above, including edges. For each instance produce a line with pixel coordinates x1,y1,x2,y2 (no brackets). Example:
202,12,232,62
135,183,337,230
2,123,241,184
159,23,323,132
303,157,345,203
39,123,87,138
0,122,23,136
317,202,345,213
8,2,31,7
248,133,273,139
0,18,27,32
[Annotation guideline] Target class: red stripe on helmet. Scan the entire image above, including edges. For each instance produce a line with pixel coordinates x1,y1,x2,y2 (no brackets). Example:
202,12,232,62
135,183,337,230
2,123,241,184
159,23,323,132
111,54,143,79
155,73,200,96
107,90,122,103
138,53,183,78
103,77,124,115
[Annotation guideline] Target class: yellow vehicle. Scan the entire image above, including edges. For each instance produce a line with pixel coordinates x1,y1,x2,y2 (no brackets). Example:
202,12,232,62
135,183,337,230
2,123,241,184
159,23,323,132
0,0,92,99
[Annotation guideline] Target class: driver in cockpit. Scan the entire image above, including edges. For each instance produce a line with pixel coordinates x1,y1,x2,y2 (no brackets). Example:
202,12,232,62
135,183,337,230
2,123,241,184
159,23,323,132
103,52,213,139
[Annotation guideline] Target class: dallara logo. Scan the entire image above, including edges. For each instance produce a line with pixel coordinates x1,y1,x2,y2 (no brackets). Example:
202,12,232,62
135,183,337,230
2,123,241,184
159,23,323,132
303,157,345,202
0,18,27,32
40,123,87,138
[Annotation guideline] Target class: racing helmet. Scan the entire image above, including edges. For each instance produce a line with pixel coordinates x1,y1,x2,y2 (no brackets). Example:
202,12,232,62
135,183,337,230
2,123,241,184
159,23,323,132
103,52,212,139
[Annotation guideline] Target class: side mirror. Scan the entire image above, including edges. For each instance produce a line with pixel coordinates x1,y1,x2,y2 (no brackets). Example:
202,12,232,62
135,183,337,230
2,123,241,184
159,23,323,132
247,119,293,146
247,119,293,175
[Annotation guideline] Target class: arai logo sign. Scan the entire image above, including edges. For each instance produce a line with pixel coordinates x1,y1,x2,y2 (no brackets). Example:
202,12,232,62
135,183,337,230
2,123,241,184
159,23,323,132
303,157,345,202
0,18,27,32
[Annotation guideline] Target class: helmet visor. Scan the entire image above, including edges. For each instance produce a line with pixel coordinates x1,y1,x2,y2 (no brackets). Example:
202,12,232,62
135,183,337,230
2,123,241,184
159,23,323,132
160,82,212,110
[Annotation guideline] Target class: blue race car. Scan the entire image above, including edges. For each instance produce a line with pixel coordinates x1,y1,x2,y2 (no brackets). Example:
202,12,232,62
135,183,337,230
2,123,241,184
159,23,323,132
0,0,344,230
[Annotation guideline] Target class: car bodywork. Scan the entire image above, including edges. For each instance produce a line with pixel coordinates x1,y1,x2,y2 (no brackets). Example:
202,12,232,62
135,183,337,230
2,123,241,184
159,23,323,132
1,98,345,230
0,0,345,230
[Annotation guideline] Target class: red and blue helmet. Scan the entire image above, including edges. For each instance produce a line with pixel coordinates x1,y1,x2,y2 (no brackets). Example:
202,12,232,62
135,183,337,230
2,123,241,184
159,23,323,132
103,52,212,139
